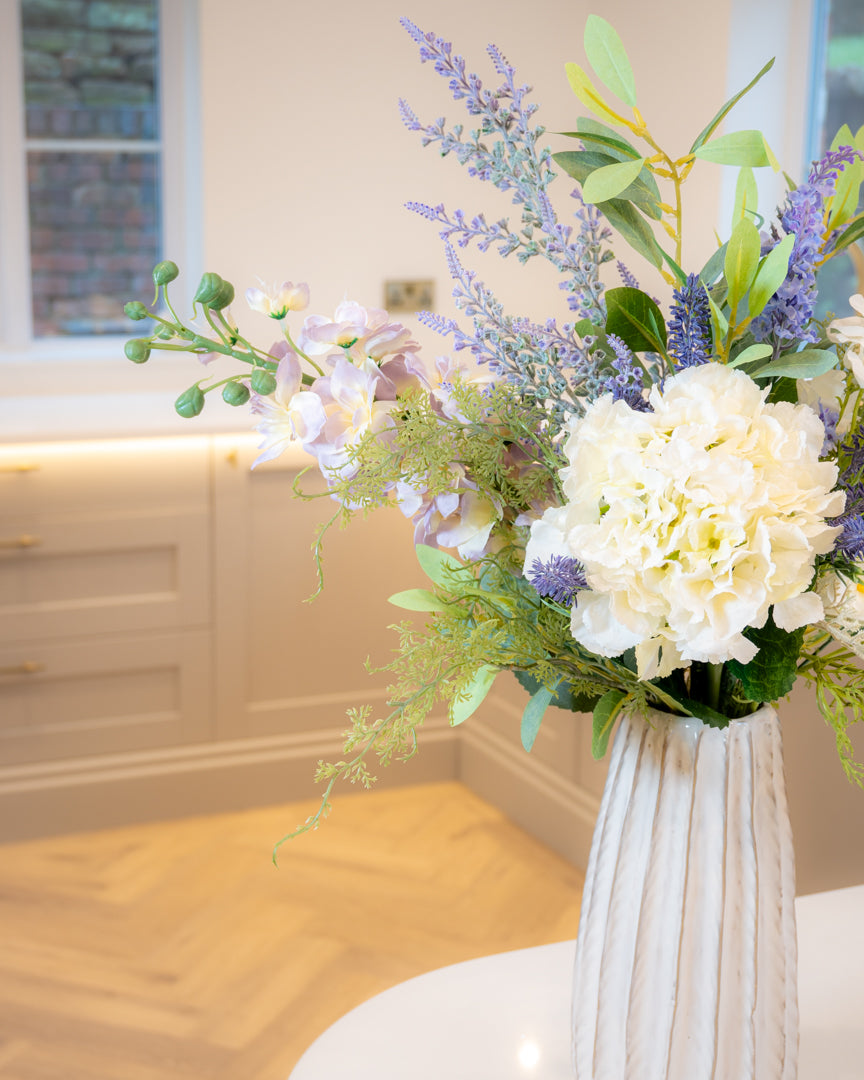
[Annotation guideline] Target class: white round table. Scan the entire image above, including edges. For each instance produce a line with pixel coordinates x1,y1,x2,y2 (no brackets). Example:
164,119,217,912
289,886,864,1079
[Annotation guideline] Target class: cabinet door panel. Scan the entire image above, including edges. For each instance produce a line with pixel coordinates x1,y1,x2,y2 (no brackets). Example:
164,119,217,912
0,513,210,643
213,435,423,739
0,631,211,765
0,437,210,518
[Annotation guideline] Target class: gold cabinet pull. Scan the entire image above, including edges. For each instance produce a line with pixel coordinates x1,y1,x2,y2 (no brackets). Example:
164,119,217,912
0,661,45,676
0,534,42,549
0,463,40,473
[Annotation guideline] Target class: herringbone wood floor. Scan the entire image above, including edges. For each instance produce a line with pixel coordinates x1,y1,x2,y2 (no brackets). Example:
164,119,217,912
0,781,584,1080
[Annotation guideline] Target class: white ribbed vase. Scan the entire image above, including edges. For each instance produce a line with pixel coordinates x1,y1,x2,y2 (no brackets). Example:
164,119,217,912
572,705,797,1080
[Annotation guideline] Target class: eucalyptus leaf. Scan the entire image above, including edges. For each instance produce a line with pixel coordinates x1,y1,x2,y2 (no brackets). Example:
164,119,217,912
387,588,447,613
749,348,838,380
514,669,601,713
708,294,729,337
553,150,661,218
659,247,688,286
592,690,627,759
576,117,641,156
700,241,729,286
733,167,759,226
605,287,667,353
689,57,775,152
584,14,637,106
582,156,647,204
415,544,465,587
831,212,864,255
693,130,774,167
558,129,641,159
521,685,554,752
728,342,772,368
565,62,625,126
595,199,665,268
748,233,794,318
725,218,762,316
451,665,498,726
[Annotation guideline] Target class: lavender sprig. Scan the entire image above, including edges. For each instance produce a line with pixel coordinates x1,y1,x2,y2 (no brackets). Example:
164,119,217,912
601,334,650,410
668,273,712,368
423,242,607,424
752,146,862,347
399,19,611,320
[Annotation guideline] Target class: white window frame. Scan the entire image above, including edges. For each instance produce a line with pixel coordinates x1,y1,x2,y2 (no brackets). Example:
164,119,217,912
0,0,201,371
720,0,819,235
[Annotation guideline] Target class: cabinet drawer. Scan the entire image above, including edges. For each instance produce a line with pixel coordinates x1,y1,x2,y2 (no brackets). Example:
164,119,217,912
0,630,211,765
0,512,210,643
0,437,210,518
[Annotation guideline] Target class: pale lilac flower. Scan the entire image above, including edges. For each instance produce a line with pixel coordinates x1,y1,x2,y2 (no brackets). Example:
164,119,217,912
251,349,326,467
394,469,501,560
298,301,419,364
245,281,310,319
307,356,395,476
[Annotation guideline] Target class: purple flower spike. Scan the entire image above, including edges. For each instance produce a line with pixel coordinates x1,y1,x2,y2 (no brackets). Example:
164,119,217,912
527,554,587,606
668,273,712,368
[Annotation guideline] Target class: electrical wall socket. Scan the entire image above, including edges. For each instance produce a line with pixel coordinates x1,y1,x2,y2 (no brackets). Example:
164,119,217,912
383,279,435,314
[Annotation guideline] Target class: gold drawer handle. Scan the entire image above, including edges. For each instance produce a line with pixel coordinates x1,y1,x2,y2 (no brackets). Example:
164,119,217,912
0,661,45,676
0,463,40,473
0,534,42,549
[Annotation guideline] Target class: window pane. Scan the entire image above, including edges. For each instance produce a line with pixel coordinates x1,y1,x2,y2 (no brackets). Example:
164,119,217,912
814,0,864,319
21,0,159,141
28,150,160,337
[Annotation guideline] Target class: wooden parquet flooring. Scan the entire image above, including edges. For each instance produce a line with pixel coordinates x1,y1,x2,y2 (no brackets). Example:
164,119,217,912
0,781,584,1080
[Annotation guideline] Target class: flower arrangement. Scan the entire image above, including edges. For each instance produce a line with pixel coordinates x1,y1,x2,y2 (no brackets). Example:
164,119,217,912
124,16,864,840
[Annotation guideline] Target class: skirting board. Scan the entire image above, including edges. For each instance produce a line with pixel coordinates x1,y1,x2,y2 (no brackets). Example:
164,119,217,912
459,718,601,869
0,722,458,843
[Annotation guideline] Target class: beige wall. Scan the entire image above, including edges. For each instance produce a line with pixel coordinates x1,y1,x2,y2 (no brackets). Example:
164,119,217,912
196,0,735,344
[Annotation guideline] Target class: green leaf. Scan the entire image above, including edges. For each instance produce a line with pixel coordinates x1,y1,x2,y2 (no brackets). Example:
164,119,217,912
514,670,600,713
749,347,838,380
689,57,775,152
584,14,637,106
700,241,729,286
732,166,759,226
724,218,762,316
826,134,864,231
748,233,794,318
521,685,553,751
576,117,641,156
659,247,688,286
831,212,864,256
707,294,729,338
553,150,661,218
693,130,775,167
605,286,667,353
558,129,641,159
582,156,647,204
592,690,627,759
727,616,806,703
415,544,465,587
451,665,498,726
728,343,772,368
766,377,798,404
565,62,626,126
387,589,447,613
597,200,665,267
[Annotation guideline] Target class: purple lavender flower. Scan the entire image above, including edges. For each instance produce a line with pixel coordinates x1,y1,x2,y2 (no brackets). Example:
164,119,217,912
751,146,862,346
667,273,712,368
528,554,587,606
617,261,640,289
602,333,649,410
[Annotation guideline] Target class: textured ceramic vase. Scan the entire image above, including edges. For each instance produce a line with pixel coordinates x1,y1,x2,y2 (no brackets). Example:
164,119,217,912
572,705,797,1080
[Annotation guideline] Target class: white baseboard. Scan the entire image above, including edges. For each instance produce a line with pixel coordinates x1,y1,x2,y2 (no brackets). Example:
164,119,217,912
459,718,601,869
0,722,459,842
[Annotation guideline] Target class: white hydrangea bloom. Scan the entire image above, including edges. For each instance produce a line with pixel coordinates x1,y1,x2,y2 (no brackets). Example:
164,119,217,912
815,567,864,658
527,363,845,678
